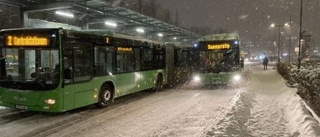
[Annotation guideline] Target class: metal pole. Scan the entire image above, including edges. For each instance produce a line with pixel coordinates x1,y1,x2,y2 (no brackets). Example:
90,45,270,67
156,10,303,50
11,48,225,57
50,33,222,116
288,16,292,63
278,26,281,62
298,0,303,69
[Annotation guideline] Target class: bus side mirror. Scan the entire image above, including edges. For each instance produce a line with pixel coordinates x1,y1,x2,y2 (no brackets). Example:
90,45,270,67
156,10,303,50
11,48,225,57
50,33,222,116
64,69,72,79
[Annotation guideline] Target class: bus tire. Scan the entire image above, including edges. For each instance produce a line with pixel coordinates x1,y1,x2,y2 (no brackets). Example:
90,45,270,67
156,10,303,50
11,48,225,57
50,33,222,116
155,74,163,91
96,85,113,108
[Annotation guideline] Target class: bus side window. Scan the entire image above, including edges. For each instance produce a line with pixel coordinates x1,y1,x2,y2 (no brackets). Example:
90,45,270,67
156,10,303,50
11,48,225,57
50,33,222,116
64,34,94,82
0,55,5,80
116,54,123,73
94,46,113,76
141,48,153,70
64,68,72,80
134,48,141,71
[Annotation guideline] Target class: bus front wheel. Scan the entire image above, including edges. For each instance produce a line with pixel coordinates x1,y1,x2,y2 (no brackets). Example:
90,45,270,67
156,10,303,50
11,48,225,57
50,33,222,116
96,85,112,108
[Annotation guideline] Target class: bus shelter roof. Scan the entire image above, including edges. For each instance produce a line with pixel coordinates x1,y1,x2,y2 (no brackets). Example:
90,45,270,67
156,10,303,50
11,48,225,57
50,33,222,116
0,0,201,43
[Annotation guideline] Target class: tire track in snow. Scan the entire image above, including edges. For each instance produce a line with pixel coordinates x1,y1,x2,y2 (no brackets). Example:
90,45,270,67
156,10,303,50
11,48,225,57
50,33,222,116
149,89,238,137
0,110,37,125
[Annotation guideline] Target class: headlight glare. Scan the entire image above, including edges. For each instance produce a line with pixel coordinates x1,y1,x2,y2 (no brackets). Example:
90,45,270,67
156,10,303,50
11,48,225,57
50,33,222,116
45,99,56,105
233,75,241,81
193,75,201,82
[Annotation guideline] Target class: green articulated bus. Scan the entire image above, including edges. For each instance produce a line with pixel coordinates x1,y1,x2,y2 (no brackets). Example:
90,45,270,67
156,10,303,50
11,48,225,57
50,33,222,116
0,28,167,112
191,33,244,86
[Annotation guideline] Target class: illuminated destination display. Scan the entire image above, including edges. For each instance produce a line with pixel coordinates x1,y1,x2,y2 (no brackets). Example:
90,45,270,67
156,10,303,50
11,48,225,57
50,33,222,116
207,43,230,50
6,35,49,46
117,47,132,52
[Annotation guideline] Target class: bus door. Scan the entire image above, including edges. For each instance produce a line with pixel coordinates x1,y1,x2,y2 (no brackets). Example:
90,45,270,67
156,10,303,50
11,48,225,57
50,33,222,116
62,45,93,110
114,47,137,96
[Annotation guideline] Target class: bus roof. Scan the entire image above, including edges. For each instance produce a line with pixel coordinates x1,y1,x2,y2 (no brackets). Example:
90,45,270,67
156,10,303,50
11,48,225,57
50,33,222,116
165,42,193,48
1,28,161,45
81,30,161,44
198,33,239,41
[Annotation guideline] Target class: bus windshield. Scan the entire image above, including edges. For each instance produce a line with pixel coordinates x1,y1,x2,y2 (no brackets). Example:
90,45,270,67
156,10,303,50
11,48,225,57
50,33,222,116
0,48,59,90
195,48,239,73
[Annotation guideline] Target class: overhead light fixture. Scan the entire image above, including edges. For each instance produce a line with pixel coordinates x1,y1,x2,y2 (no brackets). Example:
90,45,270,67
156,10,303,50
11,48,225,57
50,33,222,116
55,11,74,18
173,37,177,40
105,21,117,27
270,23,275,28
158,33,163,37
136,28,145,33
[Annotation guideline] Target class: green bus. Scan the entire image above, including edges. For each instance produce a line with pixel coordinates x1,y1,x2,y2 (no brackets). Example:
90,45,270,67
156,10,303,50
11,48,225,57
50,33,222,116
192,33,243,85
0,28,167,112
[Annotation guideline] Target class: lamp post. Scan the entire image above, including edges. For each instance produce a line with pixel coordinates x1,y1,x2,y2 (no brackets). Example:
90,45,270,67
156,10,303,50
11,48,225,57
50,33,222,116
298,0,303,69
288,16,292,63
270,23,289,62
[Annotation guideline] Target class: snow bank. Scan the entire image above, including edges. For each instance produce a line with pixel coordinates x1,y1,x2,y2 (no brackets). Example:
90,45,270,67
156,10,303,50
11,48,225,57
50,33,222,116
204,88,320,137
279,62,320,118
204,88,254,137
285,94,320,137
203,66,320,137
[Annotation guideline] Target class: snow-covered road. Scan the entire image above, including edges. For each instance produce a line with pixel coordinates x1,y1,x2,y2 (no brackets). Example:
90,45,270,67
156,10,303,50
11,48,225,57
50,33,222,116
0,63,319,137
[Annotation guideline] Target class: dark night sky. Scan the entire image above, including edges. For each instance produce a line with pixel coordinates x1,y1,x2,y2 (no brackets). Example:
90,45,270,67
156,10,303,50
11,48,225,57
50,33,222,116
157,0,320,50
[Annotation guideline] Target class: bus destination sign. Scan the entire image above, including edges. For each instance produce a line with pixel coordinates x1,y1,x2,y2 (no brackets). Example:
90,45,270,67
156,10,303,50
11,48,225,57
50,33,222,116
6,35,49,46
207,43,230,50
117,47,132,52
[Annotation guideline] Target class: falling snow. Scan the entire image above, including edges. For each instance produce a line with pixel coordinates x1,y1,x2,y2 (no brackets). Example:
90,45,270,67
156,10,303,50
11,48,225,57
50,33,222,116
0,62,319,137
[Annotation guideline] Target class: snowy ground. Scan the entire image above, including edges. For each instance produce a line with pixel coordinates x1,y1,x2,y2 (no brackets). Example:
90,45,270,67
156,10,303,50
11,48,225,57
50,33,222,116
0,62,319,137
204,62,320,137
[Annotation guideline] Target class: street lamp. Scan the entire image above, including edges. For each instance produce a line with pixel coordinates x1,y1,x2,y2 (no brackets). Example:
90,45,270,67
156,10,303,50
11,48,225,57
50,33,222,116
270,23,289,62
298,0,303,69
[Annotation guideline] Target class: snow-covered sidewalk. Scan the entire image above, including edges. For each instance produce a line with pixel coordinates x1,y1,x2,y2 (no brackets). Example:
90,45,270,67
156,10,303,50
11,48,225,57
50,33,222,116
203,64,320,137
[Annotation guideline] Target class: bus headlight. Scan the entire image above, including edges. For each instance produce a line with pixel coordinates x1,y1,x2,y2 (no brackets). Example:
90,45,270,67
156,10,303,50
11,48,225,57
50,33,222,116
232,74,241,81
45,99,56,105
193,75,201,83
